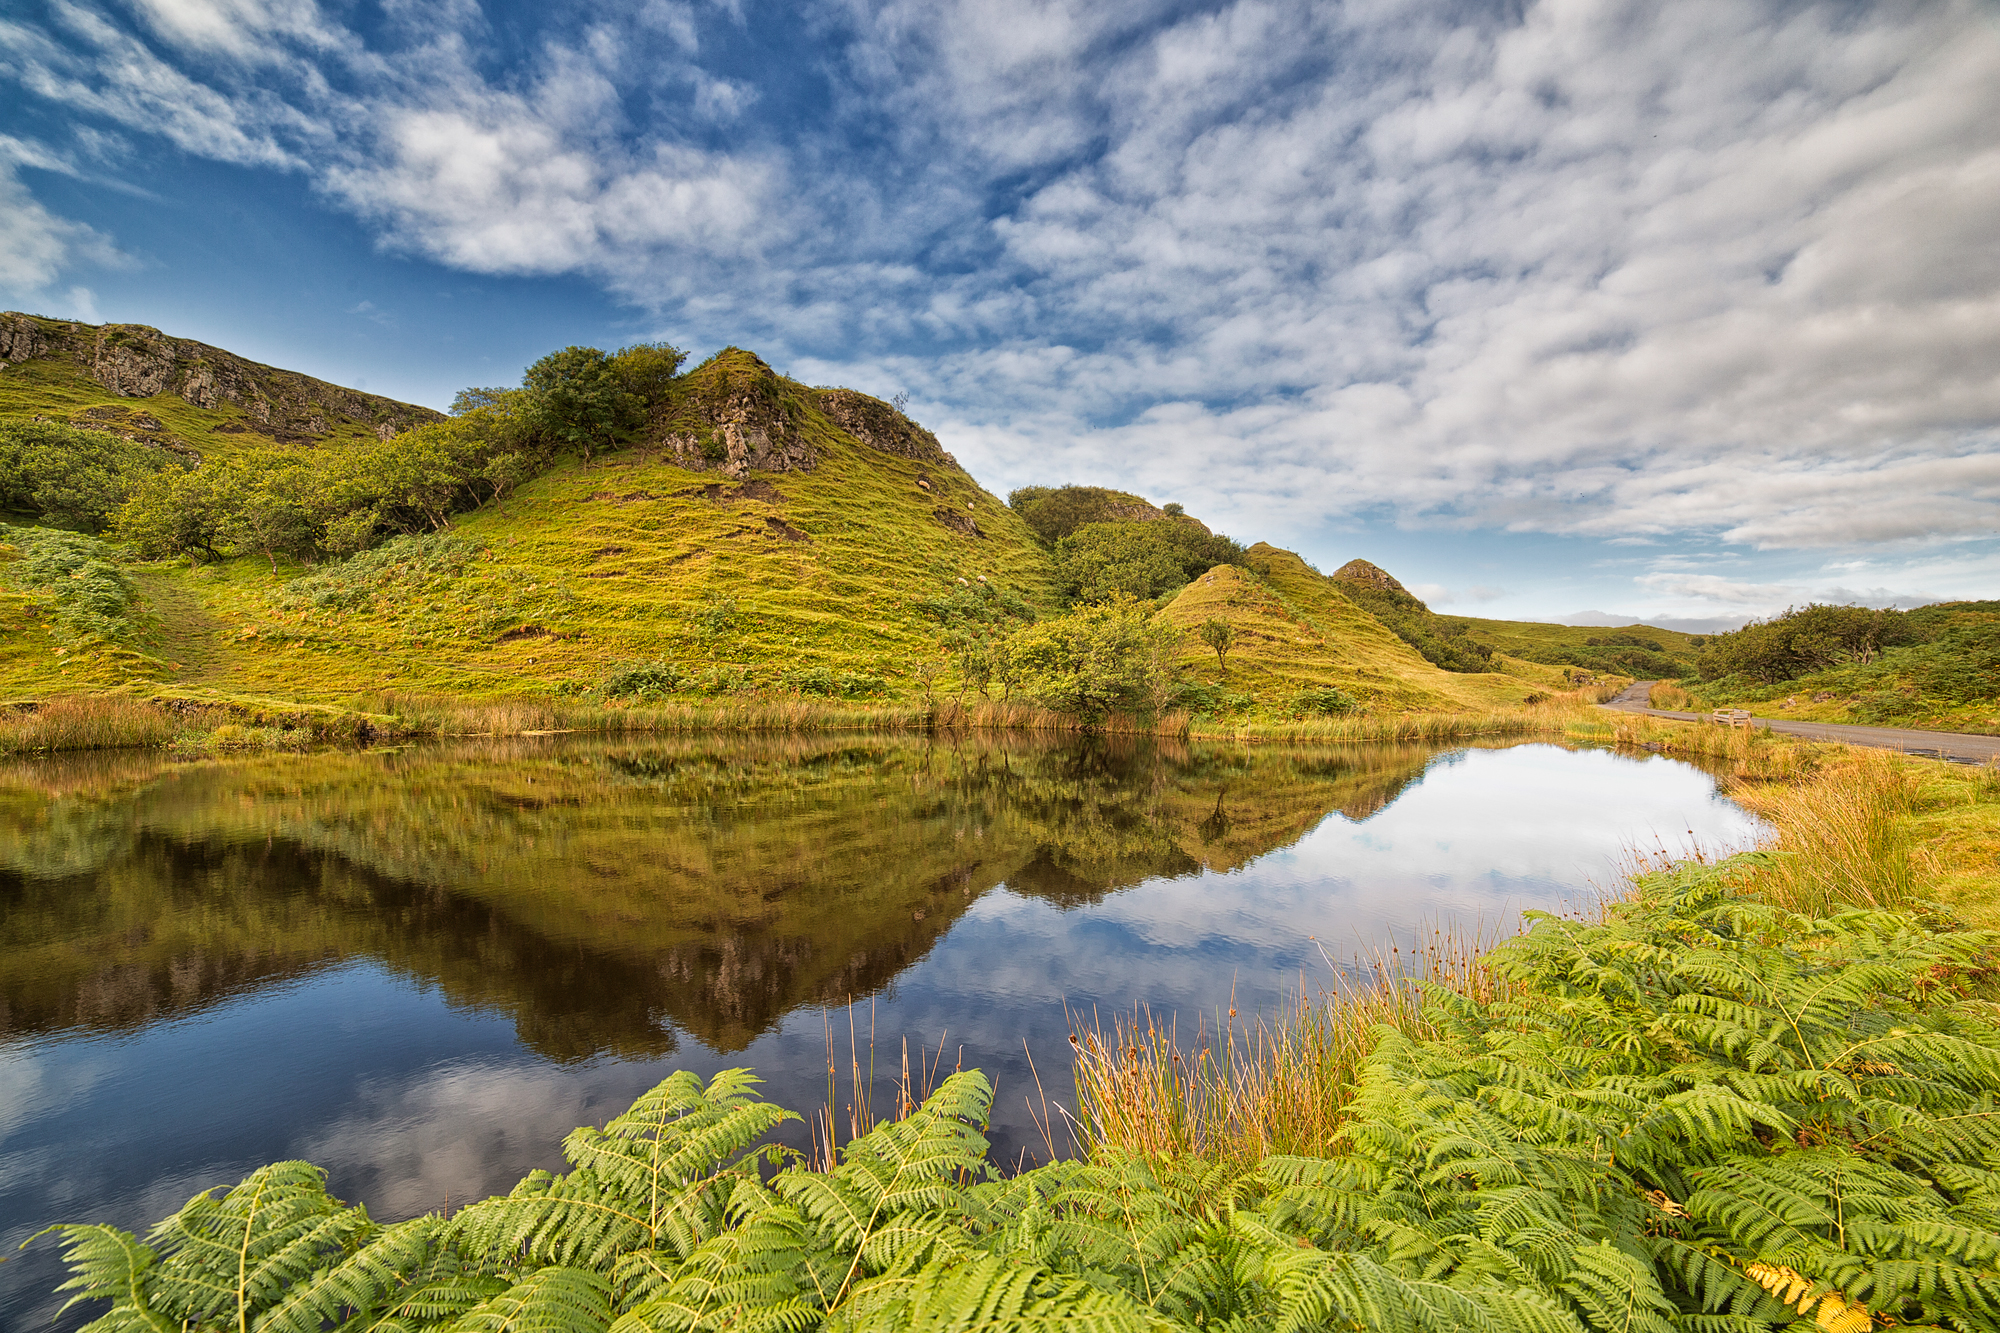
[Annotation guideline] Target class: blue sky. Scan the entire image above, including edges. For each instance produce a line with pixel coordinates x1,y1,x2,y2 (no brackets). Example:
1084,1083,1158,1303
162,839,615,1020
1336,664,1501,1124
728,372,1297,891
3,0,1997,627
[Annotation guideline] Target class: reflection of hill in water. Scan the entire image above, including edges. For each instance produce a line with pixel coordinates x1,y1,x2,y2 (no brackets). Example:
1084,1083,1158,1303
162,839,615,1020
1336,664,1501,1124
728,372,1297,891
0,734,1447,1057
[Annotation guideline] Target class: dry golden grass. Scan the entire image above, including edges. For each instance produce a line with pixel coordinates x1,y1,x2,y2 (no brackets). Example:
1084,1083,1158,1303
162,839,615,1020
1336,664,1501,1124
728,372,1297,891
1729,749,1922,915
1648,682,1697,710
1068,927,1502,1165
0,694,180,754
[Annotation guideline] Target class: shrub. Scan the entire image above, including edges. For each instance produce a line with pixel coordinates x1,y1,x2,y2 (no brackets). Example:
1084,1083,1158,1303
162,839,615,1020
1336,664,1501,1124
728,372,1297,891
1006,595,1182,719
601,660,688,698
1291,684,1359,715
1054,521,1246,605
0,420,187,531
1697,603,1920,683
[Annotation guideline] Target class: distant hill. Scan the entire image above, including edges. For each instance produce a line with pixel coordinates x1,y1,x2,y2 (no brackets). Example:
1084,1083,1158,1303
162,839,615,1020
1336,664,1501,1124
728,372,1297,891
0,311,441,453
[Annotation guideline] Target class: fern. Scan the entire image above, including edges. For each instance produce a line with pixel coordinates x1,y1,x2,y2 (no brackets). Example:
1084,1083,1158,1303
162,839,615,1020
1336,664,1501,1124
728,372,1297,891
33,860,2000,1333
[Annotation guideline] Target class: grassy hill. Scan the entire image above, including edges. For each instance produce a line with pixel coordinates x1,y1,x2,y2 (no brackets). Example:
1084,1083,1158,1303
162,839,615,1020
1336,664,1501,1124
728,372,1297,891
1155,545,1572,718
0,310,440,453
2,347,1057,706
1,318,1666,735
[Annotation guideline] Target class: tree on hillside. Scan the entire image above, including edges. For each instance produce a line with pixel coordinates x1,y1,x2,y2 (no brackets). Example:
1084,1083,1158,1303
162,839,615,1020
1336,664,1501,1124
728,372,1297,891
1006,595,1183,720
1200,617,1234,666
611,341,688,403
0,420,186,532
1054,521,1246,605
523,346,639,461
1697,604,1920,683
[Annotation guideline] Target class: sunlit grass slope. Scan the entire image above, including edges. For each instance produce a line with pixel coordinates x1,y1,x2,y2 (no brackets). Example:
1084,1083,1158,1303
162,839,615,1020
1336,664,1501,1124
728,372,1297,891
5,351,1060,705
1155,544,1574,716
1458,614,1702,663
0,312,437,455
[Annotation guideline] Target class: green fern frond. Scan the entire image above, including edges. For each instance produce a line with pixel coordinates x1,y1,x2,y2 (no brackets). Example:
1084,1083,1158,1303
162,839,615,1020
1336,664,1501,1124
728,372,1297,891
454,1266,613,1333
30,1224,169,1330
145,1161,375,1332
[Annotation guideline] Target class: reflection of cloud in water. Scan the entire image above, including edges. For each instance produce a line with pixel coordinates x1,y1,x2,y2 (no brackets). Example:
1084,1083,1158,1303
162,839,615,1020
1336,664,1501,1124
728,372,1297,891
299,1059,677,1218
970,745,1766,1017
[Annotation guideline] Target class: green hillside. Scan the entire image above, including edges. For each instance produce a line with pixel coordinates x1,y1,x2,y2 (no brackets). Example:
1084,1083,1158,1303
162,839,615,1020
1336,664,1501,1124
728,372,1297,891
1155,545,1572,718
1,317,1653,731
2,346,1056,704
0,310,440,453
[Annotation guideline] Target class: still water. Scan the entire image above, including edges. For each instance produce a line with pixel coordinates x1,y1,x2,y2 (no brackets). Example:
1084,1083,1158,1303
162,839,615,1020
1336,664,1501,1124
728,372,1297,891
0,735,1762,1328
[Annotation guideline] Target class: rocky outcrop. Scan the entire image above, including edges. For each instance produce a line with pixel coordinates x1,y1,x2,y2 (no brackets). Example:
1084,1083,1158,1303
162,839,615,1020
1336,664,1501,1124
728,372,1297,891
0,311,441,443
814,389,958,468
653,349,818,479
0,312,50,365
1332,559,1410,595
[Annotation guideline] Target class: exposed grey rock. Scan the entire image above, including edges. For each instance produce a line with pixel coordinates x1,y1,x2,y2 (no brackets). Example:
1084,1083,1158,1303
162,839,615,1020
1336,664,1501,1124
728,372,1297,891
0,310,442,443
815,388,959,468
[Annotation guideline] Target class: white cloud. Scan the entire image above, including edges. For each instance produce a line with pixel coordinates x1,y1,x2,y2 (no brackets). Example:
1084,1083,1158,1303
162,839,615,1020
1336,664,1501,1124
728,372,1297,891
0,137,123,308
2,0,1997,572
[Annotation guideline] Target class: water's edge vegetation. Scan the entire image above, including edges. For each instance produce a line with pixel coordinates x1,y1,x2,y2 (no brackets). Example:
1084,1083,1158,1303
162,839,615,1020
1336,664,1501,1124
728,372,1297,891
30,736,2000,1331
0,684,1624,757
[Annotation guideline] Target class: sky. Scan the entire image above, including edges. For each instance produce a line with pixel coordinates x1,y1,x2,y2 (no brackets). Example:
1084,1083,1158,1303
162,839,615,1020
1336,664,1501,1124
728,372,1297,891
2,0,1997,627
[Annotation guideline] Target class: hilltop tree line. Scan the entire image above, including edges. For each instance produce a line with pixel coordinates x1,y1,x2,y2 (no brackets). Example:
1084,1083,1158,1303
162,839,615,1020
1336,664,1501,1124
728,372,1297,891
0,342,685,566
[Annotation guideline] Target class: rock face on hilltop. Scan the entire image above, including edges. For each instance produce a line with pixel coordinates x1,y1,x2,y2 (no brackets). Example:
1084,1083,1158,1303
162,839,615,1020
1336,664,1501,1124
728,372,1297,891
649,348,960,481
0,311,441,443
1331,558,1411,596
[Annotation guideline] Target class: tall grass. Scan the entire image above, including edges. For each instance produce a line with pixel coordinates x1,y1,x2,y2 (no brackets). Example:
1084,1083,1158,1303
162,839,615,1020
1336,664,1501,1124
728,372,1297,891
1069,927,1501,1165
1069,738,1947,1165
0,695,179,754
1734,749,1921,914
1648,681,1697,710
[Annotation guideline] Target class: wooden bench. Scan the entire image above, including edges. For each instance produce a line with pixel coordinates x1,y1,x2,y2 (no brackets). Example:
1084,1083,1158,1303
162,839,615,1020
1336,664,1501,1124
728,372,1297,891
1712,709,1753,728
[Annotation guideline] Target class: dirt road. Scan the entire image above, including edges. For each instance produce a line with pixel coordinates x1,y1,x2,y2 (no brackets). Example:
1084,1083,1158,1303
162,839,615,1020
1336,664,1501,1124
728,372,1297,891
1603,682,2000,765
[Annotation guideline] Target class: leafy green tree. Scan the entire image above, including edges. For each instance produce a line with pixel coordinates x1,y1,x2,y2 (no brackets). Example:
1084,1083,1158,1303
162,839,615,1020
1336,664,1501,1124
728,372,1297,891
114,465,237,561
523,346,638,461
1697,604,1920,683
1007,595,1183,719
1054,521,1246,604
610,341,688,405
1199,617,1234,666
0,420,185,532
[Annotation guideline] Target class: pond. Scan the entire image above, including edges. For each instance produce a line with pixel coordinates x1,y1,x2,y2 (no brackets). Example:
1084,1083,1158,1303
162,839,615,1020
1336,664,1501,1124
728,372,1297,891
0,735,1764,1328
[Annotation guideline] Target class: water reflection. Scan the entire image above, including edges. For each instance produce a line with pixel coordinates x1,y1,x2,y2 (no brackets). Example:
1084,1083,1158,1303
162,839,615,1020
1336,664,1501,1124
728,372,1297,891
0,735,1763,1331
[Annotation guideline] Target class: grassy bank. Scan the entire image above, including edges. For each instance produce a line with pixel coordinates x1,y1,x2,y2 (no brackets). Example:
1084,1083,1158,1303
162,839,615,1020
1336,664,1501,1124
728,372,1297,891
39,741,2000,1330
0,682,1628,756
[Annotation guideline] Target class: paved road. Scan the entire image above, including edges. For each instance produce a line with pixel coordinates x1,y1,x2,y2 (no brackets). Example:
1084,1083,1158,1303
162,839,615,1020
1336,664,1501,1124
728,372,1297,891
1602,681,2000,765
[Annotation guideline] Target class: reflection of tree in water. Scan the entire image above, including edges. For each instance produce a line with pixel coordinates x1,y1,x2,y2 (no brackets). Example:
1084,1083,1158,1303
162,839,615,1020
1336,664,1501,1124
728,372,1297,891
0,734,1456,1058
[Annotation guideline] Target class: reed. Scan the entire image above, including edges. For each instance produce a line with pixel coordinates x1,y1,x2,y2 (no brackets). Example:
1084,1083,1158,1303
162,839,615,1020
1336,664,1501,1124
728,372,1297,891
0,694,180,754
1731,748,1921,915
1068,926,1501,1165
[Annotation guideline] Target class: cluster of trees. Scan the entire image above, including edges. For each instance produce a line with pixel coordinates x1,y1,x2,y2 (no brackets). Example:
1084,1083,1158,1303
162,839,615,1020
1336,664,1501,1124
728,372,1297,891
1695,604,1920,683
1006,485,1247,609
0,420,188,532
5,342,686,569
